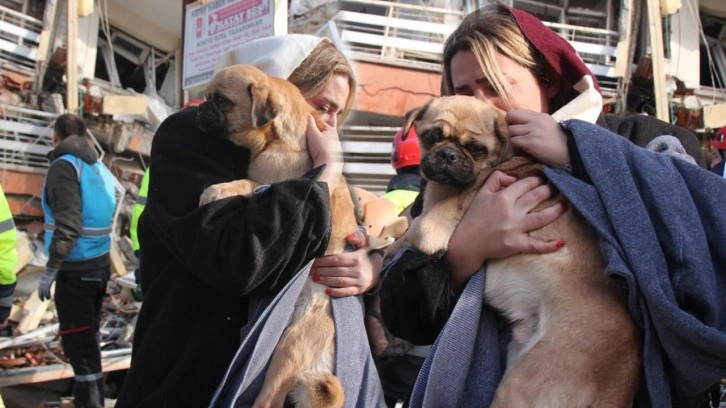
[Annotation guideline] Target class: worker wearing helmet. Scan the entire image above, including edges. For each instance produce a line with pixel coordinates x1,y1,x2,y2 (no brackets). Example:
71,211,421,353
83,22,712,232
383,125,422,219
373,123,427,407
711,126,726,178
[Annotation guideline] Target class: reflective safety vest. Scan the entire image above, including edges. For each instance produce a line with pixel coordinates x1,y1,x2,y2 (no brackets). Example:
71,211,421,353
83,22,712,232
130,167,150,251
0,185,17,285
42,154,116,261
382,189,420,216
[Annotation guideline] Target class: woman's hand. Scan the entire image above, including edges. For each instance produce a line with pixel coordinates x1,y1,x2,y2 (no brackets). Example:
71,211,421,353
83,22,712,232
446,172,566,292
506,109,570,169
310,228,382,297
306,115,343,194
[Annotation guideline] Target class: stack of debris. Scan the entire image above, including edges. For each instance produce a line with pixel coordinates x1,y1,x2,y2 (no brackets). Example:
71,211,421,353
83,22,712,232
0,232,141,389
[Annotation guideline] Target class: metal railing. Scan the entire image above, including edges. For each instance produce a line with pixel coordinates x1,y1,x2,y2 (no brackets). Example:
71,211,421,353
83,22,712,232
334,0,463,71
0,3,42,73
334,0,619,94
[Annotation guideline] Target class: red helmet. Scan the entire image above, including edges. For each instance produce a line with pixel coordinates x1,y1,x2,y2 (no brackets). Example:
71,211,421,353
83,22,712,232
183,99,204,110
712,126,726,150
392,126,420,170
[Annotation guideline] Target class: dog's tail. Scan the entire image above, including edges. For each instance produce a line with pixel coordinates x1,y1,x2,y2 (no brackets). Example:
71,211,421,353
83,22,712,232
290,371,344,408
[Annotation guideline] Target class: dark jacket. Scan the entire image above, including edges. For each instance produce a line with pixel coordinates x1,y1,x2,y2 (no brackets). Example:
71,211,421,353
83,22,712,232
711,160,725,177
44,135,109,271
115,108,332,407
380,114,705,345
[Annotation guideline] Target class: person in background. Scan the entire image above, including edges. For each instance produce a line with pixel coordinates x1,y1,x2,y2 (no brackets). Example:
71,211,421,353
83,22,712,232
0,184,17,331
380,4,723,408
710,125,726,177
38,113,116,408
117,35,382,407
369,124,427,407
383,124,422,222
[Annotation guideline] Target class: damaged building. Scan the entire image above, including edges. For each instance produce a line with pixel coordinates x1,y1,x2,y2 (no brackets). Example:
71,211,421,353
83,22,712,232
0,0,723,405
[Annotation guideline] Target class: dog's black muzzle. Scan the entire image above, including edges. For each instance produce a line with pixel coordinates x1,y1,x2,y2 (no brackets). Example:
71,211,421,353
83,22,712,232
422,146,475,187
195,101,225,133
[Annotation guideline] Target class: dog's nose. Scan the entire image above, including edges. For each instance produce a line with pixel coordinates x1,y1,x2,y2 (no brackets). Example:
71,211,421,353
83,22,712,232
437,148,459,164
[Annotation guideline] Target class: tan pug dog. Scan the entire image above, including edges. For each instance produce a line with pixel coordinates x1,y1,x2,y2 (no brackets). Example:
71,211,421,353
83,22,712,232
385,96,642,407
197,65,358,408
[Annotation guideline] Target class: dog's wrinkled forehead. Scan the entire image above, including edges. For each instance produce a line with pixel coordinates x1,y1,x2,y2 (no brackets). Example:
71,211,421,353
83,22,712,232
207,65,269,99
415,96,500,143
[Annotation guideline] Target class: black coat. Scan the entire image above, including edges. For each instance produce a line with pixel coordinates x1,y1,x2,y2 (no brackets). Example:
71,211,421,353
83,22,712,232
380,114,705,345
116,108,332,407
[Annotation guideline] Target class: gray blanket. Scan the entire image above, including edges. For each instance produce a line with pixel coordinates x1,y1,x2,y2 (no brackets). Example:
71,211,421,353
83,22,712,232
210,260,386,407
409,120,726,407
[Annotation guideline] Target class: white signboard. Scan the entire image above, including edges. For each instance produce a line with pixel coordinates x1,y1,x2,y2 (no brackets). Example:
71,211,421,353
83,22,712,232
183,0,283,89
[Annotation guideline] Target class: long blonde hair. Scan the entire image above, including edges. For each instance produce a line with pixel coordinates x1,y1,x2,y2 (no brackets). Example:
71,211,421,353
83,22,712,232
441,5,555,108
288,39,357,127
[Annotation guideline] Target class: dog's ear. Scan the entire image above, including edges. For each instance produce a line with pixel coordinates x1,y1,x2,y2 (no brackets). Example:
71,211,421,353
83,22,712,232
248,83,280,128
401,101,431,140
493,112,515,164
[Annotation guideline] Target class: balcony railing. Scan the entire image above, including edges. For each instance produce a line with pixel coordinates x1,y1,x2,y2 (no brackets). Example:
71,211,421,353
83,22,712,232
334,0,619,94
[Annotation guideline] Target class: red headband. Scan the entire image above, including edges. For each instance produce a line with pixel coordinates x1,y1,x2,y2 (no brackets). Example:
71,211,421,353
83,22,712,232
505,6,601,94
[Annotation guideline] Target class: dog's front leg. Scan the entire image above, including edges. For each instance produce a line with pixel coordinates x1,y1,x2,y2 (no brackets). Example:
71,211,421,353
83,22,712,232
410,191,474,256
199,179,259,206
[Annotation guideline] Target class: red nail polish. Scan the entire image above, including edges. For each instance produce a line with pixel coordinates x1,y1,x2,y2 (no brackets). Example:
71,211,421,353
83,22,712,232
556,240,566,249
325,288,332,295
312,275,320,282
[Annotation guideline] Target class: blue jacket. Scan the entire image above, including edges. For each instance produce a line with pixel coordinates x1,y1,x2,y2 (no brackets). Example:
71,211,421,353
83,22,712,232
43,153,116,262
409,120,726,408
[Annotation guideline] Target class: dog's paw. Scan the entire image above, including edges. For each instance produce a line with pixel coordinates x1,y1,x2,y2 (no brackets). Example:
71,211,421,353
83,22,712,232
199,180,258,207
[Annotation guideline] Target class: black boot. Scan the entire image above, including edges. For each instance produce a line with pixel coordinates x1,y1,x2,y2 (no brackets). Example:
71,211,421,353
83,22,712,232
72,373,104,408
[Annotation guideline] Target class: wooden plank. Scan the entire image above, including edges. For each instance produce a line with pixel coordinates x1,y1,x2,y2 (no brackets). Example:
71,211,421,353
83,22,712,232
109,240,128,277
102,95,148,115
67,0,79,113
14,291,50,335
13,231,33,275
646,0,669,122
0,354,130,387
703,103,726,128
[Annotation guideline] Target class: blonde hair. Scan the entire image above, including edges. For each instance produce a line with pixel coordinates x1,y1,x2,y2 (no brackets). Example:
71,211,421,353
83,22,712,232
288,39,357,127
441,5,549,108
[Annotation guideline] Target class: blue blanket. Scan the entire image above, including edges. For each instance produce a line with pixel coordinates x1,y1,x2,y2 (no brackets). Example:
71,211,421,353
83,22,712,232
410,120,726,407
210,261,386,407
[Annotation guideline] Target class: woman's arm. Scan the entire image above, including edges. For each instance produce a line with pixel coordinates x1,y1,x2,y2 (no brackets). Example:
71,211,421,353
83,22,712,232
144,111,333,297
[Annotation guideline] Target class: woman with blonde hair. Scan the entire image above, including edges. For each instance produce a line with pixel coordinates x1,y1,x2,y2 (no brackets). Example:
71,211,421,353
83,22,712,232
117,35,385,407
380,4,725,408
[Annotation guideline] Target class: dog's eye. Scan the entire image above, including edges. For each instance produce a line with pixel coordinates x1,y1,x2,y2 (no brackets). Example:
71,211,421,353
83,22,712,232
420,128,442,146
468,145,488,157
214,94,230,107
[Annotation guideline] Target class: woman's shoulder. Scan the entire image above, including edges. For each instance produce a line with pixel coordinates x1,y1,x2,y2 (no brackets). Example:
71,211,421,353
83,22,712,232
598,113,690,139
597,113,705,167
